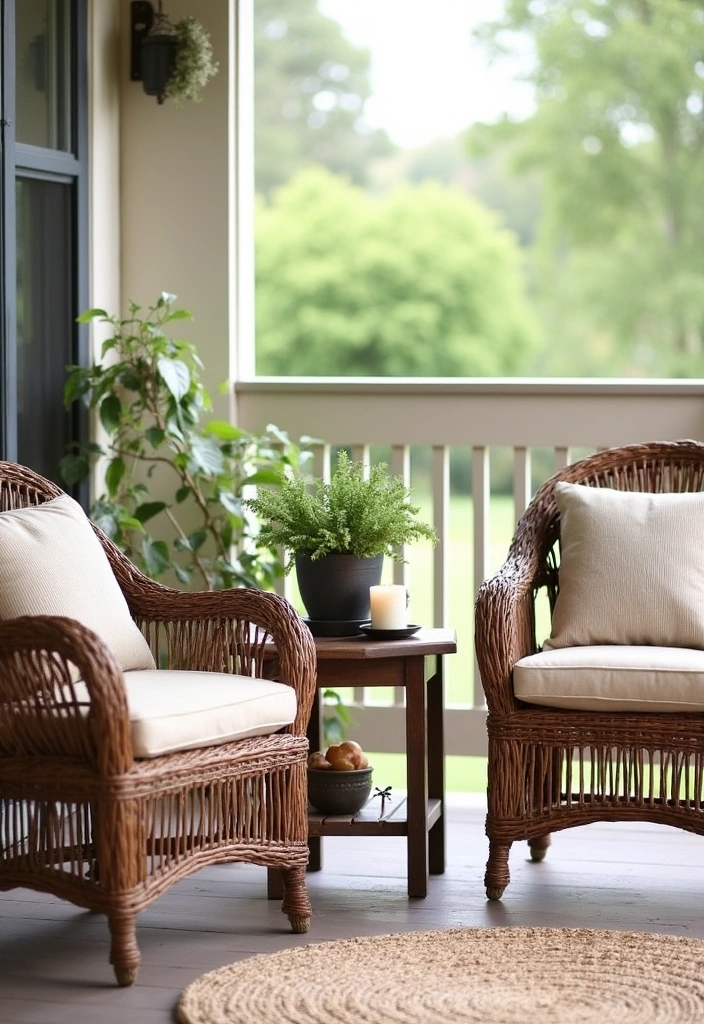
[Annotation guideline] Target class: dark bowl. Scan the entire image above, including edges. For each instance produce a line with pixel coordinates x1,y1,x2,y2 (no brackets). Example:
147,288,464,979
307,766,373,815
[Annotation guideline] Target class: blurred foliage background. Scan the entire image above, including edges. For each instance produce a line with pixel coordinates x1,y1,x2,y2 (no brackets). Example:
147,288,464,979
254,0,704,380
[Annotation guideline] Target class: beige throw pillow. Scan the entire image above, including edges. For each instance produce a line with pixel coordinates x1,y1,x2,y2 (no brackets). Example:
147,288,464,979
545,482,704,651
0,494,155,671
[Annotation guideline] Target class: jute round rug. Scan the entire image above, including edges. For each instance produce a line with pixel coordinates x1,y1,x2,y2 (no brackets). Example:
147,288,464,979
176,926,704,1024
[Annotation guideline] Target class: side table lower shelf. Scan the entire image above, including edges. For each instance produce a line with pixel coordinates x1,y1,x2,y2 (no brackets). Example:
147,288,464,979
308,792,442,838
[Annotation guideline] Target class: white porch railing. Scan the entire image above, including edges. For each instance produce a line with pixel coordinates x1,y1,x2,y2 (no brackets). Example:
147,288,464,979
235,378,704,758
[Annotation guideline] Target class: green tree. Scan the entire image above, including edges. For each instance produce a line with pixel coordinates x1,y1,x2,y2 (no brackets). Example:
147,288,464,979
255,0,394,196
255,166,542,376
475,0,704,376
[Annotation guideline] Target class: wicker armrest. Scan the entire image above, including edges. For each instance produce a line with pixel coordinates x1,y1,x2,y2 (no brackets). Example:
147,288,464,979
475,553,541,717
0,615,133,774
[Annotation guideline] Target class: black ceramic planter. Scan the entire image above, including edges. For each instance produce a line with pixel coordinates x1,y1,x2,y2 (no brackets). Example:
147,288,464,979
295,553,383,622
140,32,177,102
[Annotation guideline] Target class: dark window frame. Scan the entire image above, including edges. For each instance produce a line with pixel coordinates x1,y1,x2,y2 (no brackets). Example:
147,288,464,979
0,0,88,487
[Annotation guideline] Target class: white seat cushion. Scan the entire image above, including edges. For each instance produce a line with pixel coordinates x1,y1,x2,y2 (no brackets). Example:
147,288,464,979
120,669,297,757
545,482,704,651
514,645,704,712
0,493,155,672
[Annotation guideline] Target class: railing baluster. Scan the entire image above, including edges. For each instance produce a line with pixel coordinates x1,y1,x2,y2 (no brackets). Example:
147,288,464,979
432,445,449,627
472,445,490,710
391,446,411,709
554,446,570,472
391,445,411,589
513,446,532,522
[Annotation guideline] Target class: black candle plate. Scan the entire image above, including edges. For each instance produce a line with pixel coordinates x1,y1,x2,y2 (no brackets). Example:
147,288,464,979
358,623,421,640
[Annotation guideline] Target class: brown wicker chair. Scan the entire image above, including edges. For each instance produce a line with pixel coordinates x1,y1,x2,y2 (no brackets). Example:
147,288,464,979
0,461,317,985
475,439,704,900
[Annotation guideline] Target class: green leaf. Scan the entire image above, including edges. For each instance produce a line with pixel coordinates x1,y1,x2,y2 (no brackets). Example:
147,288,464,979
174,564,192,585
134,501,167,524
187,529,208,552
219,492,242,516
105,457,126,496
91,509,119,539
145,426,165,448
157,357,190,401
119,516,144,532
99,394,122,433
244,469,285,486
63,372,89,407
76,308,107,323
175,485,192,503
204,419,243,441
162,309,192,322
190,434,224,475
142,537,170,576
58,452,89,487
118,367,142,391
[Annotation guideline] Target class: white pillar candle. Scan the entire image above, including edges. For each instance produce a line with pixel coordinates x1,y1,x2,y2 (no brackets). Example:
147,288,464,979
369,584,407,630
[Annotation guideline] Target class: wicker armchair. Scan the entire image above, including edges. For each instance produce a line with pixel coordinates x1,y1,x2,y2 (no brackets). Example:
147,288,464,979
0,461,317,985
475,439,704,900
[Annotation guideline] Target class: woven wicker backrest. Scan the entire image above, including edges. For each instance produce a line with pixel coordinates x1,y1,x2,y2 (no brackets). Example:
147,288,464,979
0,460,63,510
508,439,704,619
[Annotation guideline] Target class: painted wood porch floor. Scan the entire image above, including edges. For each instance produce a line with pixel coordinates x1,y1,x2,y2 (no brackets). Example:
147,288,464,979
2,795,703,1024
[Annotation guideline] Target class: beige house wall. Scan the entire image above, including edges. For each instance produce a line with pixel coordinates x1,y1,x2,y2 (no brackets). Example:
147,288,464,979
108,0,237,420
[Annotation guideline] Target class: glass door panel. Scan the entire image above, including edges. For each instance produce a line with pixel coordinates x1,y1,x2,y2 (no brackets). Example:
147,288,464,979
16,0,73,152
16,176,74,481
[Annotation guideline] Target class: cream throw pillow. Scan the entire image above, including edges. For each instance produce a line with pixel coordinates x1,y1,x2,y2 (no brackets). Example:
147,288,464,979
545,482,704,651
0,494,155,671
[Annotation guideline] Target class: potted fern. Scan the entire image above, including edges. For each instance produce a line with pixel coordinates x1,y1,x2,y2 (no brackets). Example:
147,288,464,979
245,451,437,633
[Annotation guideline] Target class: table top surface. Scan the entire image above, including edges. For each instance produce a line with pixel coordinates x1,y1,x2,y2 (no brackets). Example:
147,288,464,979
311,626,457,660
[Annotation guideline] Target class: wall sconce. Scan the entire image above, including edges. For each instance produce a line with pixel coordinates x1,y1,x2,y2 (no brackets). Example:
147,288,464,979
130,0,178,104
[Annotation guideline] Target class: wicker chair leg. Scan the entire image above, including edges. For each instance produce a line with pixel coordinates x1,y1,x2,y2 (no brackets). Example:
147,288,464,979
529,833,551,862
108,912,141,986
281,865,312,933
485,840,511,901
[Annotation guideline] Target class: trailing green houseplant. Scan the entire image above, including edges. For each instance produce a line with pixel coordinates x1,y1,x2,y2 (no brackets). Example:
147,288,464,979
245,450,437,571
60,293,312,591
168,16,219,105
140,11,218,106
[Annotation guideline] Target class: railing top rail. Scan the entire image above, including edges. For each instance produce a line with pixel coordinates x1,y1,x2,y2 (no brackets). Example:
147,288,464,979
237,377,704,397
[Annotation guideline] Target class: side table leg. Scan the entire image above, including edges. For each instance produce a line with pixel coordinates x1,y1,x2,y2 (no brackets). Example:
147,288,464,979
405,656,429,898
307,686,323,873
308,836,322,872
427,654,446,875
267,868,284,899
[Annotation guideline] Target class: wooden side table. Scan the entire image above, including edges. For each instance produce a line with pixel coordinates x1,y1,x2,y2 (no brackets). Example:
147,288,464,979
269,627,457,899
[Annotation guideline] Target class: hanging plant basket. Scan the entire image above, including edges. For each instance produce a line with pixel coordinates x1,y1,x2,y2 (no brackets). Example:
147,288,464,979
139,7,218,105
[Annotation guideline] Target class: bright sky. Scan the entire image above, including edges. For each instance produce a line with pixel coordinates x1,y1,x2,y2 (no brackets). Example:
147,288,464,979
318,0,535,149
